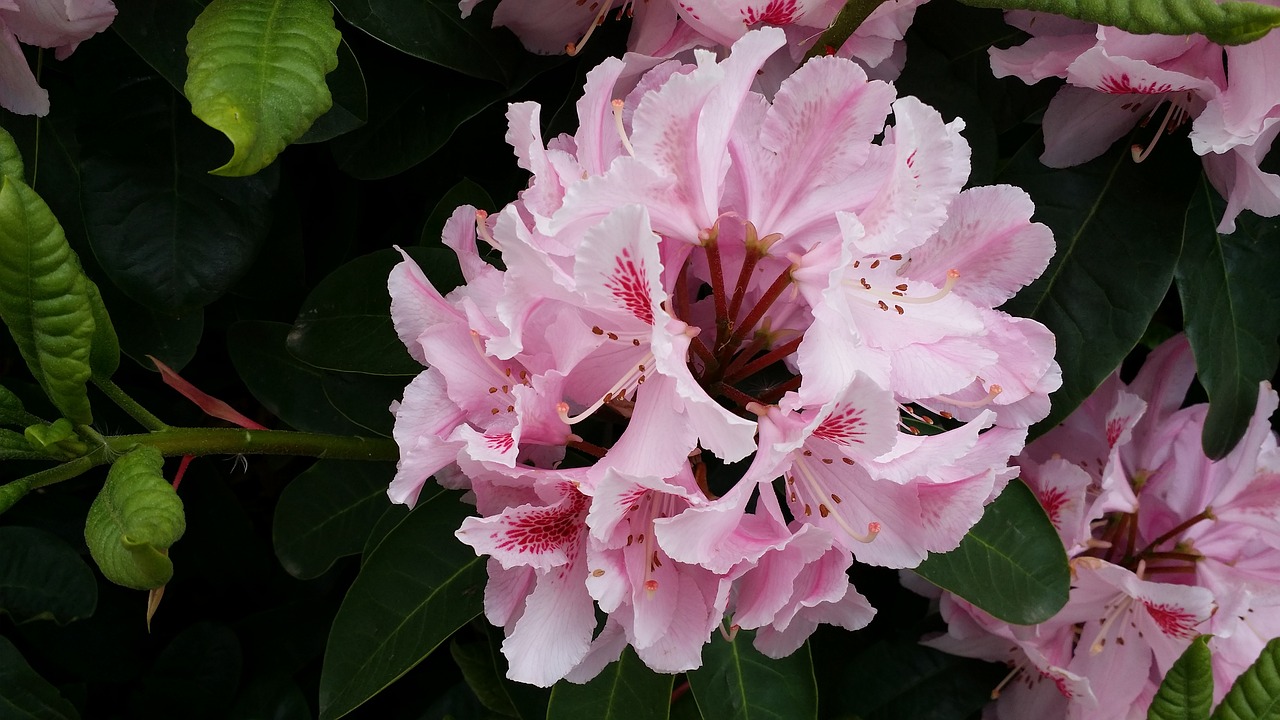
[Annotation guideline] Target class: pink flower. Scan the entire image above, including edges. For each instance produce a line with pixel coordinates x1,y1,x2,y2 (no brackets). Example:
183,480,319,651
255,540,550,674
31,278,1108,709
917,334,1280,715
462,0,926,80
0,0,116,115
989,13,1280,232
391,28,1060,684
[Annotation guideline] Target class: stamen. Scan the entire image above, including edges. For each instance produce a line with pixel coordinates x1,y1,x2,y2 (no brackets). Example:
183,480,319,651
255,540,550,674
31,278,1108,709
934,384,1002,408
791,457,880,543
611,99,637,158
1131,101,1180,163
565,0,613,56
1089,595,1134,654
556,352,656,423
474,210,501,250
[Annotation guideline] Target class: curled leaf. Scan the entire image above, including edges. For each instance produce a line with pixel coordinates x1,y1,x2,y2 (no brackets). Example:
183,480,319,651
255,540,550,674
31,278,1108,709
24,418,88,460
0,478,32,515
957,0,1280,45
185,0,342,176
84,446,186,590
150,355,267,429
86,279,120,380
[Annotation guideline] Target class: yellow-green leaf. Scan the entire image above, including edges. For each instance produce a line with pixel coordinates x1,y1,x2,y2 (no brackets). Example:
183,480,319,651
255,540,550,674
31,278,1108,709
0,127,25,182
958,0,1280,45
0,177,96,425
84,447,186,591
85,279,120,380
185,0,342,176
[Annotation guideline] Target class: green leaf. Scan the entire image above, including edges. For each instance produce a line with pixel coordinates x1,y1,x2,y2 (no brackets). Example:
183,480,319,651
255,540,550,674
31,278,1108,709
957,0,1280,45
0,635,80,720
318,489,486,719
838,637,1006,720
914,479,1069,624
80,73,277,314
129,621,243,719
295,40,369,144
24,419,88,460
0,385,42,428
0,126,25,181
84,280,120,380
688,630,817,720
1149,636,1213,720
330,0,561,86
450,634,520,718
1212,636,1280,720
112,0,206,91
1002,134,1194,434
0,176,96,425
227,320,371,435
185,0,342,176
1177,179,1280,459
0,526,97,624
287,247,460,376
546,647,673,720
272,460,394,579
329,63,512,180
84,446,186,590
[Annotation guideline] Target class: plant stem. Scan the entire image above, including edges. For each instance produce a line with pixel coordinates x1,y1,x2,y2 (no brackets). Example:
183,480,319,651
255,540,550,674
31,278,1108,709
9,427,399,491
94,376,169,431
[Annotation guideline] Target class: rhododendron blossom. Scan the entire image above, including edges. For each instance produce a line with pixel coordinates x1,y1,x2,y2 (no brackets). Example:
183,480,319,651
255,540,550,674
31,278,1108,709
0,0,116,115
915,335,1280,718
461,0,925,78
389,27,1060,686
989,12,1280,232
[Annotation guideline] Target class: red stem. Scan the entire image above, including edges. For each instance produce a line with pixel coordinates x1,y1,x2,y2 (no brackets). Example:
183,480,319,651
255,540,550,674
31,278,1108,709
723,336,803,383
719,265,792,359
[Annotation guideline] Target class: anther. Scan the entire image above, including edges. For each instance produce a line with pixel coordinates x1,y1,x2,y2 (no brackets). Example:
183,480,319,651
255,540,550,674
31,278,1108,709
611,99,637,157
565,0,613,55
474,210,501,250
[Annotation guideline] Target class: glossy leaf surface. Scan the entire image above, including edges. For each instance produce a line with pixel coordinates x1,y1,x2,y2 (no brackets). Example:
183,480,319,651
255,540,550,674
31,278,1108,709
185,0,342,176
688,630,817,720
1177,178,1280,459
1149,636,1213,720
546,648,673,720
272,460,394,579
318,490,485,719
914,479,1069,624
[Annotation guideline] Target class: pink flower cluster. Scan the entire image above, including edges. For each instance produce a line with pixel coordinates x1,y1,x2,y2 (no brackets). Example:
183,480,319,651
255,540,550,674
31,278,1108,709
463,0,925,79
989,12,1280,232
389,28,1060,686
0,0,116,116
915,335,1280,719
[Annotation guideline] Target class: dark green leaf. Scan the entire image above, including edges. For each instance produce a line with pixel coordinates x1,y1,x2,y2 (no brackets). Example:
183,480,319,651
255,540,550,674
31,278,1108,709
914,479,1069,624
0,385,42,428
129,622,243,720
319,372,407,437
112,0,206,90
421,178,497,246
227,320,367,434
272,460,395,579
0,635,80,720
688,630,817,720
839,637,1005,720
97,280,204,373
287,247,459,376
451,634,520,718
958,0,1280,44
83,446,186,590
330,0,560,85
296,40,369,144
1177,179,1280,459
1149,636,1213,720
0,526,97,624
546,647,673,720
361,503,411,559
1002,134,1194,434
318,489,486,719
0,176,96,424
80,75,277,314
1212,636,1280,720
185,0,342,176
329,62,511,179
